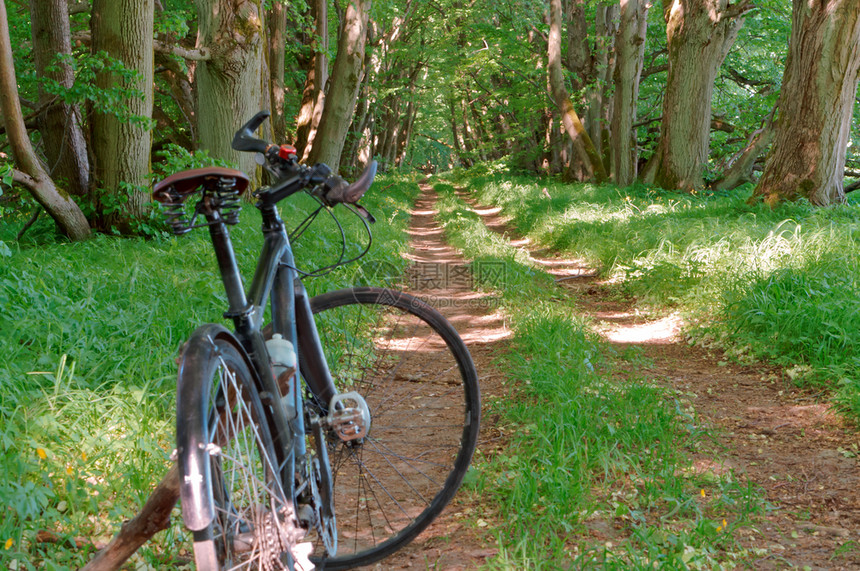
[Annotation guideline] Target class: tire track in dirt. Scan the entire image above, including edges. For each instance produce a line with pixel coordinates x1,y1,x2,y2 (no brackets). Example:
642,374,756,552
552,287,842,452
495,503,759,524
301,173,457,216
458,191,860,570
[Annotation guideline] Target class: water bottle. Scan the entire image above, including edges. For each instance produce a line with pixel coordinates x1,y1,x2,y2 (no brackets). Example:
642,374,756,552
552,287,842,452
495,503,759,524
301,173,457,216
266,333,297,419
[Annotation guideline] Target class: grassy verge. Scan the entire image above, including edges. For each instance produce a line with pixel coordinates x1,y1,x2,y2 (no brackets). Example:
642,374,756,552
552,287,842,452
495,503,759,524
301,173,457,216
434,183,770,568
0,176,419,569
446,166,860,420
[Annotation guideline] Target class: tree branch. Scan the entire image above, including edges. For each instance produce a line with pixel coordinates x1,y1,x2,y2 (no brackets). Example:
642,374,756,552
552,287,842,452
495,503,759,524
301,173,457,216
641,62,668,78
69,2,89,15
81,465,180,571
153,39,211,61
11,166,35,187
74,31,212,61
417,132,455,149
724,66,769,88
722,0,756,20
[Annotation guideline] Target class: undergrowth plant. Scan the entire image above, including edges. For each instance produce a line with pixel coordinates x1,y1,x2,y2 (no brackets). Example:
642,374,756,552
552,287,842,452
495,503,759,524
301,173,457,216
445,167,860,419
433,184,768,568
0,177,419,569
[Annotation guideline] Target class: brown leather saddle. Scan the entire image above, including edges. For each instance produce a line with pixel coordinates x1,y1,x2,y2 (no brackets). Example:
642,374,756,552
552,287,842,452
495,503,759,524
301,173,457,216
153,167,249,202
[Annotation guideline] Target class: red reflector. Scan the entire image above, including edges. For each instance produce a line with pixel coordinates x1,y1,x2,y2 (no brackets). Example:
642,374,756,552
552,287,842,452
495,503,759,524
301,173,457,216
279,145,297,160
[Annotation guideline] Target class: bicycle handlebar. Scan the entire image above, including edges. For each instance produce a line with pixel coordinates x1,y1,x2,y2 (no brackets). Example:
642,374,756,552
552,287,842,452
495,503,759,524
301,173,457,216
231,111,377,209
231,110,271,154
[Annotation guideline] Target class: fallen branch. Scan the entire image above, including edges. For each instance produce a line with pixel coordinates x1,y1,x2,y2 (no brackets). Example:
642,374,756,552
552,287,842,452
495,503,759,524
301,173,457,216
81,464,180,571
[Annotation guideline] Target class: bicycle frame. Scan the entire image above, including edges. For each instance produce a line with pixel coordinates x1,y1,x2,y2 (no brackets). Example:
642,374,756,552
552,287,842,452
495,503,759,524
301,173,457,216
198,193,338,501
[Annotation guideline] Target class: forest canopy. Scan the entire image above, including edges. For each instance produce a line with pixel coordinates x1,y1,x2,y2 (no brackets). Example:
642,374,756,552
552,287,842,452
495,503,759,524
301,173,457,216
1,0,859,240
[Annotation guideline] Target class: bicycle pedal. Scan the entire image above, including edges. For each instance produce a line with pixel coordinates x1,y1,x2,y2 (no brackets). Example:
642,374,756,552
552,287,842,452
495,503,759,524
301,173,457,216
327,391,371,441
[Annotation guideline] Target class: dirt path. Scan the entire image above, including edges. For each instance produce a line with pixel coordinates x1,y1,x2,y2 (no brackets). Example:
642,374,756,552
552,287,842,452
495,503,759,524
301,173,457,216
375,184,859,569
463,192,860,570
370,185,509,569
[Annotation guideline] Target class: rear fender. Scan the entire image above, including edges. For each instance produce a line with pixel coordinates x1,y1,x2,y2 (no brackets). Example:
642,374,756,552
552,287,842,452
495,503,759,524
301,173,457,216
175,324,252,530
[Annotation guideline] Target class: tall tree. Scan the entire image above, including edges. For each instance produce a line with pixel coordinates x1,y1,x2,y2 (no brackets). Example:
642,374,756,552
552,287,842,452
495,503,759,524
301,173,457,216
0,0,90,240
30,0,90,198
642,0,753,191
548,0,606,182
267,0,288,144
610,0,649,186
566,1,617,164
752,0,860,206
90,0,155,230
195,0,265,175
295,0,328,160
307,0,372,171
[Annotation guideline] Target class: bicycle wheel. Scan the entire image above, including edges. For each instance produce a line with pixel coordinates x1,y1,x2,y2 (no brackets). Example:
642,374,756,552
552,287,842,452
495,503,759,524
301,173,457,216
176,327,300,570
306,287,480,569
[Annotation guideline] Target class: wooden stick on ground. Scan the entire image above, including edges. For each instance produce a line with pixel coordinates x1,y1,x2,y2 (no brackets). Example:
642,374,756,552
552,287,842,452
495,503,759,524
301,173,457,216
81,464,180,571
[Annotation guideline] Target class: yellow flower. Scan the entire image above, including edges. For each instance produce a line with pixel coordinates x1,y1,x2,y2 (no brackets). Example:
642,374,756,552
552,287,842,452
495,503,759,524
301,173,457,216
723,519,728,528
36,448,47,460
66,466,74,476
4,538,12,550
81,451,87,462
700,489,705,498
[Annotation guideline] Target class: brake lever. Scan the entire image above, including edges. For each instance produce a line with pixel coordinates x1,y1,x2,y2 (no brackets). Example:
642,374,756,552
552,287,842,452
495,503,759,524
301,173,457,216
351,203,376,224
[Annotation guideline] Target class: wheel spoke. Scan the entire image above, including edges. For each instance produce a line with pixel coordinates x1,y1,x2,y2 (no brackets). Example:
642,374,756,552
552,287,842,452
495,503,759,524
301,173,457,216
308,288,479,569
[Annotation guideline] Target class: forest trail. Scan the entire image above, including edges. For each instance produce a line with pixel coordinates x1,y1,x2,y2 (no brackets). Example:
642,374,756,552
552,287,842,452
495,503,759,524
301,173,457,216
377,184,860,569
460,190,860,570
374,184,510,569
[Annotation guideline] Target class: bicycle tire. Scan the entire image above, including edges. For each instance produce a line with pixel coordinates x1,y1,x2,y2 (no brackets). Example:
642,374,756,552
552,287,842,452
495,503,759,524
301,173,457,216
306,287,480,569
176,326,298,570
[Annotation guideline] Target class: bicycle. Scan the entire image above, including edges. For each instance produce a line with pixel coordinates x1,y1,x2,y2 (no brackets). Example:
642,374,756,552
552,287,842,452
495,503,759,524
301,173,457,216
153,111,480,570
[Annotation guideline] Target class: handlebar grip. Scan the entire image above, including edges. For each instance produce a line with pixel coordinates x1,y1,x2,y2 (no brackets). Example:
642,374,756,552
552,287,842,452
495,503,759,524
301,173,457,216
323,161,377,205
232,111,271,153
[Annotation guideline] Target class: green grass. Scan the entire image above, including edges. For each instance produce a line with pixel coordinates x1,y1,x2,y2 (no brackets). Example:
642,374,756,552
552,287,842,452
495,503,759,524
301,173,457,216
433,184,769,568
445,167,860,420
0,176,419,569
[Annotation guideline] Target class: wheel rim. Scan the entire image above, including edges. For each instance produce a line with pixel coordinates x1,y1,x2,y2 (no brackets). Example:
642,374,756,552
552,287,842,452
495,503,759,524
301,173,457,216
309,289,479,568
207,350,296,570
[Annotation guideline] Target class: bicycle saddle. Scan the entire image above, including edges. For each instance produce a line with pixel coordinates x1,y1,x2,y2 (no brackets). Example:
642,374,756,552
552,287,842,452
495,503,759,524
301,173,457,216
153,167,250,199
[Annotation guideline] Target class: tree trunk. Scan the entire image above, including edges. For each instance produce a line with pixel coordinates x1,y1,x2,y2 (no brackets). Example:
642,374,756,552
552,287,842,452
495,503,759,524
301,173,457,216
396,95,416,168
584,3,618,157
267,0,288,143
30,0,90,198
341,40,376,173
645,0,752,191
564,0,589,92
195,0,265,176
90,0,154,231
0,0,90,240
307,0,371,171
448,96,468,166
153,49,197,148
610,0,649,186
548,0,607,182
753,0,860,206
713,105,776,191
295,0,328,160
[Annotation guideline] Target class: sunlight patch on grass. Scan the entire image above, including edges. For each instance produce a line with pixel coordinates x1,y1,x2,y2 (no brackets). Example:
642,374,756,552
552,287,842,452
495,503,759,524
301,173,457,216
446,167,860,419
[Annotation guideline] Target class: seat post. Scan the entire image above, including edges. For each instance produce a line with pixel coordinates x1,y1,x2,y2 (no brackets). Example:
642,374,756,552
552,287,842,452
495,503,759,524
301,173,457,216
206,209,250,320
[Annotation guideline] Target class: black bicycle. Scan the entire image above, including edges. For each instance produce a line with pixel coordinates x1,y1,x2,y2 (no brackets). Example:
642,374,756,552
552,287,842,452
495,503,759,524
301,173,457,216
153,111,480,570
